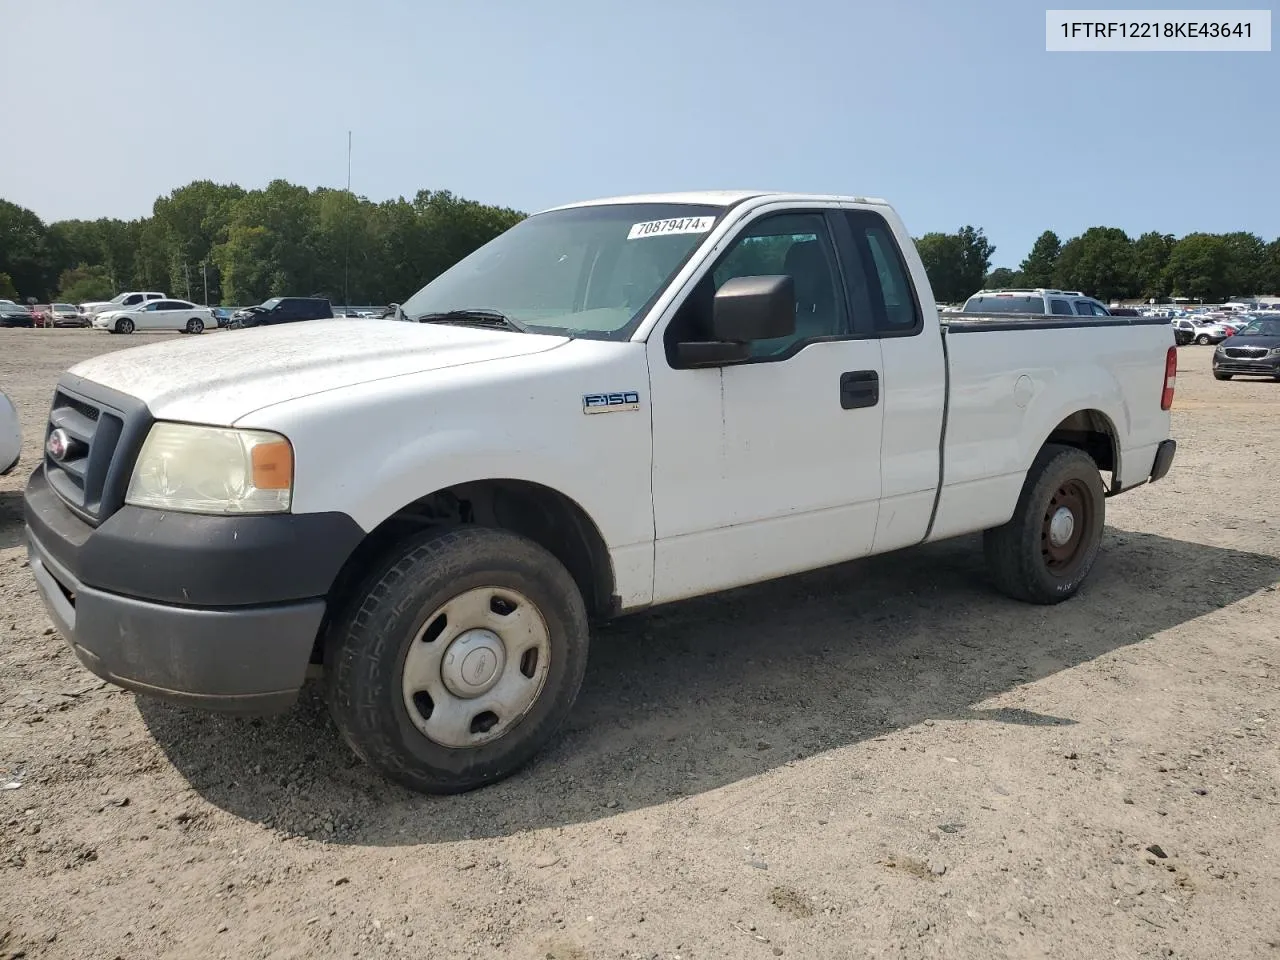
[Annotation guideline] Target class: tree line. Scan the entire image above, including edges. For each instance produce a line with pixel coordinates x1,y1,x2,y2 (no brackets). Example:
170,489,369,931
917,224,1280,305
4,181,1279,308
0,180,525,306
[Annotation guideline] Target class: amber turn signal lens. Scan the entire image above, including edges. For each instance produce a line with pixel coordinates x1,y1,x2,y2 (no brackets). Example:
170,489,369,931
251,439,293,490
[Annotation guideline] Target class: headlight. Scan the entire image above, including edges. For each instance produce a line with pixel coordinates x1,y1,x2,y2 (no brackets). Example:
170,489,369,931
125,422,293,514
1269,347,1280,357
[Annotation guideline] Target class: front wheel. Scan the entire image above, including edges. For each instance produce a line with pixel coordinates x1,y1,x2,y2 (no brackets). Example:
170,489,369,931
1213,372,1233,381
116,318,135,334
983,444,1105,605
1196,334,1210,345
186,317,204,334
324,526,590,794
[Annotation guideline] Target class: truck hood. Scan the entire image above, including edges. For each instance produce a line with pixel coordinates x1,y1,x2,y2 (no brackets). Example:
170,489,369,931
66,319,569,424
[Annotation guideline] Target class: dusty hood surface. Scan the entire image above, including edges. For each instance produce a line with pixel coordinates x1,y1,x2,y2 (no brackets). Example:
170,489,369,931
66,319,569,424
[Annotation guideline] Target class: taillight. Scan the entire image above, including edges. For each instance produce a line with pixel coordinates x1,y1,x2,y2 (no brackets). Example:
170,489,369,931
1161,345,1177,411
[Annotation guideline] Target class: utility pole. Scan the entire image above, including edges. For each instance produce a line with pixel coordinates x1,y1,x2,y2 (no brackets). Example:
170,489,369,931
183,263,191,300
344,130,352,313
203,261,209,305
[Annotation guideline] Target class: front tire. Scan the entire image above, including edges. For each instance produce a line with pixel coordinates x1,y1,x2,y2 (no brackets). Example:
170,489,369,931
983,444,1105,605
1213,372,1232,381
325,526,590,794
116,318,135,334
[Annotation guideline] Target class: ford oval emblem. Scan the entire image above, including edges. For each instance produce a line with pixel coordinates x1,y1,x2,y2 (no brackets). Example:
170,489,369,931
46,428,71,462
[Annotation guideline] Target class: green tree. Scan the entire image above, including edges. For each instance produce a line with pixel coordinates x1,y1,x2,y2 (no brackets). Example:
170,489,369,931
1018,231,1061,288
984,267,1021,288
1165,234,1230,302
1132,232,1174,300
915,233,965,303
915,226,993,303
152,180,245,303
0,199,53,300
1219,232,1265,298
0,272,18,300
1053,227,1136,301
57,263,115,303
1259,238,1280,295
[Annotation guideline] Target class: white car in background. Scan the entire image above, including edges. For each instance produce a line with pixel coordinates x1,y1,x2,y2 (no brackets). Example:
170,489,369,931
1,387,20,476
92,299,216,335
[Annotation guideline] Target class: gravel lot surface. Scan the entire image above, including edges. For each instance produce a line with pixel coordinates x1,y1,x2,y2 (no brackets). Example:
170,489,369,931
1,329,1278,960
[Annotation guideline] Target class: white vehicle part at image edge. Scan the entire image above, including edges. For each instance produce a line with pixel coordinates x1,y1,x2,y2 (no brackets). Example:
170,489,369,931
0,388,20,475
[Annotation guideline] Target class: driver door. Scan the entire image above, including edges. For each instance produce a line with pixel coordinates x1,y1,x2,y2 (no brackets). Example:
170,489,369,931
646,205,885,603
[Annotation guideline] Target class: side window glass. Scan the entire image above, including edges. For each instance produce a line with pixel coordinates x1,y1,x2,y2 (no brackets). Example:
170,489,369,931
1074,301,1093,316
1050,299,1074,315
125,295,142,306
1093,303,1110,316
710,212,848,359
842,212,922,335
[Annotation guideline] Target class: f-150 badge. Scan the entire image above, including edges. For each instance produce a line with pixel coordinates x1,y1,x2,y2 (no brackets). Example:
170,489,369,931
582,391,641,414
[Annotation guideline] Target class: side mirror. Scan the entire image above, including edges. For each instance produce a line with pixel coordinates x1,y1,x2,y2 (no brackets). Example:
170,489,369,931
673,275,796,369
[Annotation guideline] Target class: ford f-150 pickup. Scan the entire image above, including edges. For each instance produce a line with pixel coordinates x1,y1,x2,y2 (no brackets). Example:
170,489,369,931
23,191,1178,794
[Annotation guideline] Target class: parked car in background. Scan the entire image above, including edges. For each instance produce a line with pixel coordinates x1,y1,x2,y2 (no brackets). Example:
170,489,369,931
1213,317,1280,381
0,387,21,475
92,298,215,334
211,307,238,328
29,304,51,326
231,296,334,328
48,303,87,327
0,302,35,327
79,291,167,319
961,288,1112,317
1173,318,1229,345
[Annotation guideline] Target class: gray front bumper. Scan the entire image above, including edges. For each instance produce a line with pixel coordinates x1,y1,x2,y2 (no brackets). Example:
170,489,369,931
27,531,325,715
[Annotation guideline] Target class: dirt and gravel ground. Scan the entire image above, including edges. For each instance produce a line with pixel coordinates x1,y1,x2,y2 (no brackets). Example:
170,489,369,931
1,329,1278,960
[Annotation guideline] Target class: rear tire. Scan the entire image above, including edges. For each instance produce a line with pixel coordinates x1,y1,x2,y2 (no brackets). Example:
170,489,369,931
186,317,204,334
983,444,1105,605
324,526,590,794
1196,334,1210,345
116,318,135,334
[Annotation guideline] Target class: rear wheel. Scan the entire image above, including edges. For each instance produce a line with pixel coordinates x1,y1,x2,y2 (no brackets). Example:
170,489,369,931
325,526,590,794
984,444,1105,605
116,318,134,334
186,317,204,334
1196,334,1210,345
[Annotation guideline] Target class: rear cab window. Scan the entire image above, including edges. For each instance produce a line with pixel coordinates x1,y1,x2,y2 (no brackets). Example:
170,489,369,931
962,294,1045,314
1049,299,1074,315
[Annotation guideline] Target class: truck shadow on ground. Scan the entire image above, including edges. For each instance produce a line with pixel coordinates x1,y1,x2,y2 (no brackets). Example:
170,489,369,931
0,489,26,550
138,526,1280,845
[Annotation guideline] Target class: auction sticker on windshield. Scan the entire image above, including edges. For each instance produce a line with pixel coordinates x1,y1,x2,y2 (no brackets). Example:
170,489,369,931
627,217,716,240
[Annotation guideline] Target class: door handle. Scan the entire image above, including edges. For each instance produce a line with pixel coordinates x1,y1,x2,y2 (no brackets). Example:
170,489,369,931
839,370,879,410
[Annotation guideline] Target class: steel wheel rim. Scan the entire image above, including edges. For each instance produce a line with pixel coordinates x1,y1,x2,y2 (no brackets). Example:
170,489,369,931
400,585,552,749
1040,478,1092,576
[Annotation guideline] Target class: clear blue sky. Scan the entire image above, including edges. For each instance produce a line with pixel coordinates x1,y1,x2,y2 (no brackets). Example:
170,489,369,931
2,0,1275,265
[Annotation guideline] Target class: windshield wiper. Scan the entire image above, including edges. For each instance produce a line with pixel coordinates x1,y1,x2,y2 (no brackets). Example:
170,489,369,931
413,308,528,333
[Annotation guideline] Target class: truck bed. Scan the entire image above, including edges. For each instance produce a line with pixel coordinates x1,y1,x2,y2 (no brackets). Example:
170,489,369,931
929,312,1174,542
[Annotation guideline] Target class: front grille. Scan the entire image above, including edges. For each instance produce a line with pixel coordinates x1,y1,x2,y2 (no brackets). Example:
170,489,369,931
42,379,152,526
1224,347,1269,359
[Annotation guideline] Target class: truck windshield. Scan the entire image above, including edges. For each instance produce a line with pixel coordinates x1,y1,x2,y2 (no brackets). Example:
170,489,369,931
962,294,1045,314
398,202,724,339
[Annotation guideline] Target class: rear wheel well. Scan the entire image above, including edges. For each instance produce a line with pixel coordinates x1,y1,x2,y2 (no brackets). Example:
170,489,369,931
1044,410,1117,490
316,480,616,662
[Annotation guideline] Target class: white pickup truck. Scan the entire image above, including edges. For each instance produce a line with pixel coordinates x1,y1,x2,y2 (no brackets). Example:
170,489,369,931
23,191,1177,794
